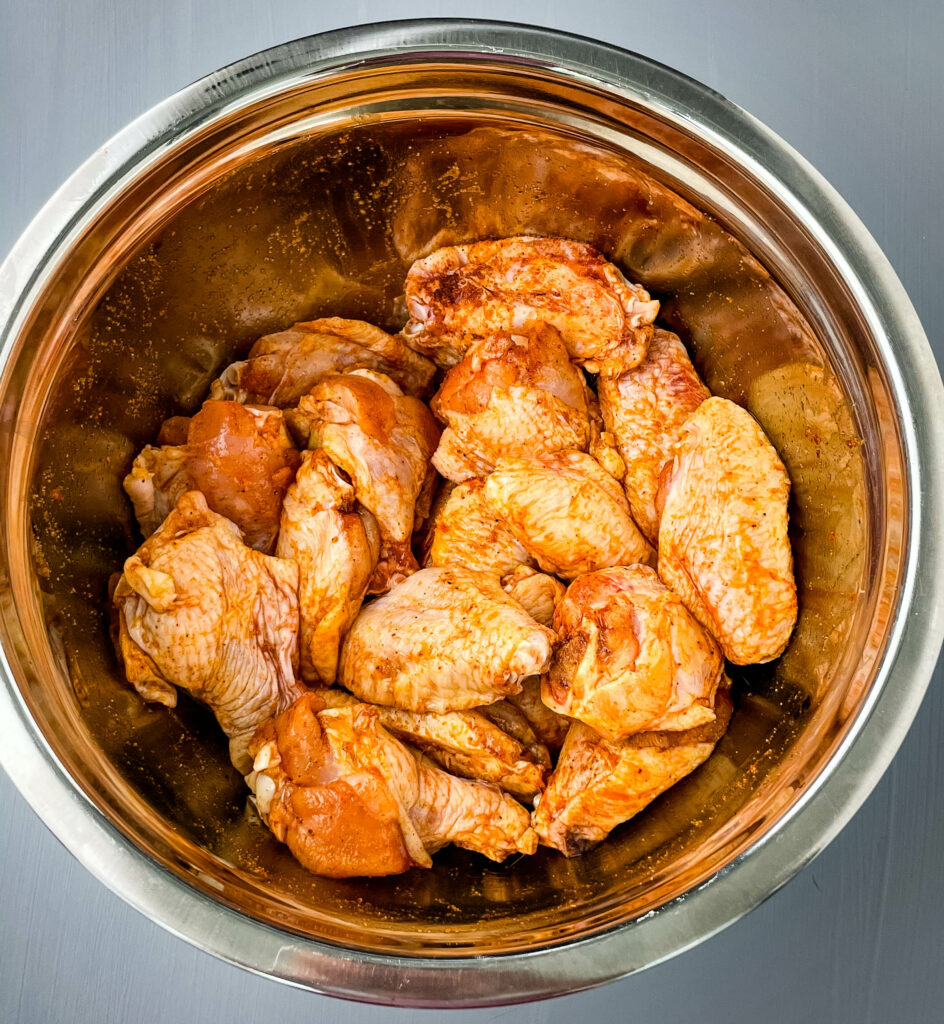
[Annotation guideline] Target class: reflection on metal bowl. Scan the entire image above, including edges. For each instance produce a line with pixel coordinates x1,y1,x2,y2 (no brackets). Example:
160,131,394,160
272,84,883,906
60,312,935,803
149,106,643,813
0,20,942,1007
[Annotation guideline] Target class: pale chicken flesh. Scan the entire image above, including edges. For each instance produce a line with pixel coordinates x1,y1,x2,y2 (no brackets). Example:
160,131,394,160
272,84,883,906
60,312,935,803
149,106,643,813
114,491,302,772
338,566,555,712
402,236,660,373
246,693,537,877
500,566,566,628
598,328,709,543
288,369,440,592
275,450,379,686
532,689,733,855
209,317,436,405
484,450,654,579
320,689,548,800
658,396,797,664
543,565,723,741
429,322,591,481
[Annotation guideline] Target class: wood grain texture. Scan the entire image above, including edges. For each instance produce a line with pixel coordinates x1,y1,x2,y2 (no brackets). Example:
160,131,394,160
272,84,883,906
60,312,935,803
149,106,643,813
2,0,943,1021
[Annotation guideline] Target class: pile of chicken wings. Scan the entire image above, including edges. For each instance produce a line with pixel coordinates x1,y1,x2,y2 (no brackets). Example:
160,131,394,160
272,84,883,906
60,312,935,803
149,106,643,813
113,236,797,878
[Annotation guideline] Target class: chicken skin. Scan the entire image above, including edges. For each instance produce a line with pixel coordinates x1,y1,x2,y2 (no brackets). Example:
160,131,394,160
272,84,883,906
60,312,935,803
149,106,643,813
502,676,571,755
124,401,300,553
338,567,555,712
598,328,709,543
246,693,538,877
210,317,436,405
289,370,440,592
402,236,659,374
658,397,797,664
429,323,591,482
114,491,302,772
484,451,654,580
275,450,379,686
532,689,732,856
426,478,534,576
500,566,566,628
543,566,723,741
320,690,548,800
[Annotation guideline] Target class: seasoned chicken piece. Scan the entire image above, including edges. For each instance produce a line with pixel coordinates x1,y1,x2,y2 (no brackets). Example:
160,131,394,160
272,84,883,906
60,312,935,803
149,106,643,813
533,689,733,855
209,317,436,405
429,323,591,481
275,450,379,686
402,236,659,373
598,328,709,543
113,491,302,772
658,396,797,664
123,445,189,538
289,370,440,592
504,676,571,755
585,391,626,481
500,566,565,628
426,478,533,575
320,690,548,799
339,567,555,712
246,694,537,877
543,565,722,741
484,451,654,579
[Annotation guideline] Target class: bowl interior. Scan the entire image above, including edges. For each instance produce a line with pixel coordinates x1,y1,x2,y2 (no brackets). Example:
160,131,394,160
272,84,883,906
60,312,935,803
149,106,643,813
0,54,906,956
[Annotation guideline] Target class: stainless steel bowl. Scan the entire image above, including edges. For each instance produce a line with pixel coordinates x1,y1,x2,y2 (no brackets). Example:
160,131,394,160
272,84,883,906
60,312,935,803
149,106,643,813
1,20,942,1007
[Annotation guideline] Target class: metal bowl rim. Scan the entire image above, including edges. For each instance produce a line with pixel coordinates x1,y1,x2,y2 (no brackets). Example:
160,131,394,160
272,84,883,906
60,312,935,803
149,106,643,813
1,18,942,1008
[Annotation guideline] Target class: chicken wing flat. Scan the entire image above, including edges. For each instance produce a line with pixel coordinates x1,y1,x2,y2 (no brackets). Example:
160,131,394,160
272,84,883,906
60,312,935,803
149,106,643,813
320,689,548,800
658,396,797,664
275,450,379,686
429,323,591,481
246,694,537,877
598,328,709,543
543,565,723,741
500,566,566,628
338,566,555,712
288,369,440,592
114,491,302,772
503,676,571,755
123,401,300,552
209,317,436,405
402,236,659,373
426,478,534,576
532,689,732,856
484,451,654,579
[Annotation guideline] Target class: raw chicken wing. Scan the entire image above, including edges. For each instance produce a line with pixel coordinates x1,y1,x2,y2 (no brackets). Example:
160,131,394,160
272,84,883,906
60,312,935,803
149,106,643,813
543,565,723,740
338,566,555,712
402,237,659,373
503,676,571,755
430,322,591,481
598,328,709,543
500,566,565,628
123,444,189,538
275,450,379,686
426,478,533,575
289,370,440,591
114,491,302,771
246,693,537,877
320,690,548,800
210,317,435,405
484,451,654,579
532,689,732,855
658,396,797,663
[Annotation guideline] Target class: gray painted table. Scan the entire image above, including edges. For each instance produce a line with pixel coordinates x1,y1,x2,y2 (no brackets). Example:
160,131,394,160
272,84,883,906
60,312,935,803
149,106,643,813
2,2,942,1021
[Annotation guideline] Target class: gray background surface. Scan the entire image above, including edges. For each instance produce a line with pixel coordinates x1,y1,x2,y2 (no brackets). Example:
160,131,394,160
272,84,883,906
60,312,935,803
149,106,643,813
2,1,943,1021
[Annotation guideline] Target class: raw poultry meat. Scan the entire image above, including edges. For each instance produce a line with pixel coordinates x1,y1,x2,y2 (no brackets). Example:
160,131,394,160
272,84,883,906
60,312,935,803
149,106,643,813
338,566,555,712
288,369,440,592
113,491,302,772
598,328,709,543
542,565,723,741
658,396,797,664
402,236,659,373
429,322,591,481
209,317,435,405
500,566,566,628
484,450,654,579
246,693,538,877
502,676,571,755
275,450,379,686
532,689,732,855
